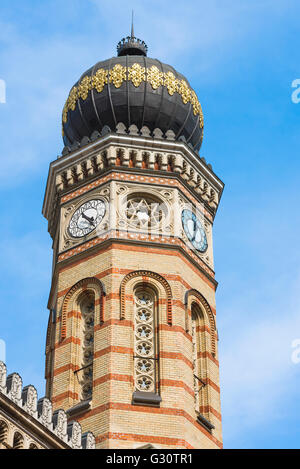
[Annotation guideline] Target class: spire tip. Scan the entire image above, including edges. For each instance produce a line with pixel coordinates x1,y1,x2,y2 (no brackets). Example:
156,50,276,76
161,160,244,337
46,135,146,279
131,10,134,38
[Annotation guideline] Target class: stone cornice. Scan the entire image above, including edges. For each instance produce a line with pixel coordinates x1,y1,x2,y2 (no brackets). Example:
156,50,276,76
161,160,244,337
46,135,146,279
0,393,70,449
0,361,96,449
43,133,224,237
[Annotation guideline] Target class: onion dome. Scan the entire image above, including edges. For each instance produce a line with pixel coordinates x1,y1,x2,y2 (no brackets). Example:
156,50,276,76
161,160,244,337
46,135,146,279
62,28,204,152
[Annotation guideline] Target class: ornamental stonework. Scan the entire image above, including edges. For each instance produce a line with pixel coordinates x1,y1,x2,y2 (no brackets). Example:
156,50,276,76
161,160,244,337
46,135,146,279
128,63,146,88
62,63,204,131
78,76,92,101
92,68,108,93
109,64,127,89
147,65,164,90
0,361,95,449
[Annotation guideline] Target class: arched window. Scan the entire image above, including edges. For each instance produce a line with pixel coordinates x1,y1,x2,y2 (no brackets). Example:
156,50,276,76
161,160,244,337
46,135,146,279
13,432,24,450
191,308,200,413
133,287,159,396
191,304,208,415
79,292,95,401
0,420,8,448
191,303,214,431
29,443,38,449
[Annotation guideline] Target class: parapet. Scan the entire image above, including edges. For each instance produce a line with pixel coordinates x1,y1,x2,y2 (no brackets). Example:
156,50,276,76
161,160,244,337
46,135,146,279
0,361,95,449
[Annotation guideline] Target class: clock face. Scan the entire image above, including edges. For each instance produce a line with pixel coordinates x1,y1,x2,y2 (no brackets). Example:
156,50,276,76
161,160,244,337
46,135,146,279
68,199,106,238
181,209,208,253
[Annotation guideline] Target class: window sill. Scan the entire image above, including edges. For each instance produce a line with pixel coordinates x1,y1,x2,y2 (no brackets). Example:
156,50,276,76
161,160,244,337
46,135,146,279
66,399,92,418
196,413,215,432
132,391,162,407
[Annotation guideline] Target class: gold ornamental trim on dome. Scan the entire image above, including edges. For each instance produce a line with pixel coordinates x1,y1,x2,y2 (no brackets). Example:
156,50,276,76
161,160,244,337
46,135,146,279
62,64,204,132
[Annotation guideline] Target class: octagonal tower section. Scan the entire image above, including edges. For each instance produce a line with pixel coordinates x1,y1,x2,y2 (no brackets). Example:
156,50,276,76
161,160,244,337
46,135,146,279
43,128,224,449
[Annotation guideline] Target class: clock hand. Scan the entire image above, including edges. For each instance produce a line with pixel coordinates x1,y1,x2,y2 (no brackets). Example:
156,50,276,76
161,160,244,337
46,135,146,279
191,219,197,241
81,212,95,226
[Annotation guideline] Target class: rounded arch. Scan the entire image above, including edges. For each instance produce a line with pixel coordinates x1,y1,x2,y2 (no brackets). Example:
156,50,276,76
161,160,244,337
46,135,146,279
29,443,38,449
185,289,216,356
61,277,106,341
120,270,173,325
133,281,160,304
12,431,24,450
0,420,8,447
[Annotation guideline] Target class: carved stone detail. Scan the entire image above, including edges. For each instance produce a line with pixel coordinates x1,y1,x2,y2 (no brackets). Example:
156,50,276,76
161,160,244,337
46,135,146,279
6,373,22,405
37,397,53,429
22,385,38,417
60,188,109,252
82,431,96,449
52,409,68,441
134,290,156,393
67,421,82,449
120,270,172,325
0,362,95,449
49,135,222,250
116,184,172,236
0,361,7,392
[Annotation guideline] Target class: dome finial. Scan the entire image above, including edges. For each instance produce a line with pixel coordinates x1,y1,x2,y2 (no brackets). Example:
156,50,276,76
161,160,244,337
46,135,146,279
117,13,148,57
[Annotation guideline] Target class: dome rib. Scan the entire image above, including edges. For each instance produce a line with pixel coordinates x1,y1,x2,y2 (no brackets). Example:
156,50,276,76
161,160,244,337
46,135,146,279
153,59,166,131
126,54,131,128
107,58,118,128
175,100,193,141
91,62,103,129
187,113,200,144
141,55,148,129
77,94,92,136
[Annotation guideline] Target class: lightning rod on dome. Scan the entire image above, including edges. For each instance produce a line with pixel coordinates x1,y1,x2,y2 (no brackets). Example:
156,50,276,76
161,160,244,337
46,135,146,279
131,10,134,39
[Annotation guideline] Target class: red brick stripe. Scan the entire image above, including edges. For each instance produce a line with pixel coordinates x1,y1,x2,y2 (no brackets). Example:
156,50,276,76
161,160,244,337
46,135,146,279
52,391,78,403
54,336,81,349
94,373,134,387
198,351,219,366
95,432,194,449
94,345,133,359
57,244,216,291
61,172,213,222
75,402,222,448
94,319,134,332
160,351,193,369
53,363,78,377
200,406,222,422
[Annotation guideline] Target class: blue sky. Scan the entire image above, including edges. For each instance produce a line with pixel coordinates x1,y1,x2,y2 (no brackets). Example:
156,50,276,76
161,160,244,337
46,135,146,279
0,0,300,449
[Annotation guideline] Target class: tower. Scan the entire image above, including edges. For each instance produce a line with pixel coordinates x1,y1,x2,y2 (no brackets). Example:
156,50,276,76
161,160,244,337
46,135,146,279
43,28,224,449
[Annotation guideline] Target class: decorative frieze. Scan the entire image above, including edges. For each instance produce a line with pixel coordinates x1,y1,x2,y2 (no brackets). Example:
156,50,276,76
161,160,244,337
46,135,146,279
55,130,219,217
62,66,203,130
43,130,224,242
